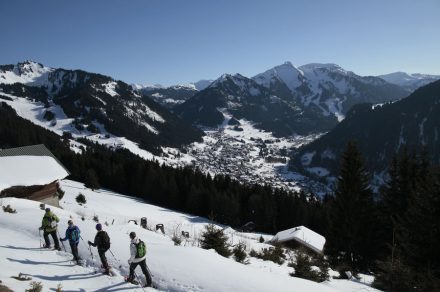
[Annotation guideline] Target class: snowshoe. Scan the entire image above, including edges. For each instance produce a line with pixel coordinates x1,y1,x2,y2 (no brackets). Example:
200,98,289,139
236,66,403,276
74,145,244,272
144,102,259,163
124,276,139,285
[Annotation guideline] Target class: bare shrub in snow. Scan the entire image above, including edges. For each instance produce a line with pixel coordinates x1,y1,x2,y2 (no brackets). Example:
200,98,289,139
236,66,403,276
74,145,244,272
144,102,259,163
172,233,182,246
56,283,63,292
2,205,16,214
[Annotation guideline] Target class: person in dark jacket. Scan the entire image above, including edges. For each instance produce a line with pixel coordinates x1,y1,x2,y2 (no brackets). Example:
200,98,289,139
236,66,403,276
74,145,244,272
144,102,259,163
60,220,81,264
88,223,110,274
39,208,61,251
127,231,152,287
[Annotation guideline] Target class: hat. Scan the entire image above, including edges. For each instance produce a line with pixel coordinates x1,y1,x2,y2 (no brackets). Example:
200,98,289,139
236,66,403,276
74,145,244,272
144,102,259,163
45,208,50,212
129,232,136,239
96,223,102,231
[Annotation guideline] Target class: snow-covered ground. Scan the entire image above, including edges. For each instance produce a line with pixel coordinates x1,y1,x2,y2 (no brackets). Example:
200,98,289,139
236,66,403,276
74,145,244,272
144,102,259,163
0,180,380,292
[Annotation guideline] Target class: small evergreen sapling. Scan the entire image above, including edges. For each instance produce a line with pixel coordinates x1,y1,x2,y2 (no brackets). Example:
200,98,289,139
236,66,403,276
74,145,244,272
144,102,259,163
25,281,43,292
233,242,248,264
200,223,231,258
289,248,329,283
75,193,86,204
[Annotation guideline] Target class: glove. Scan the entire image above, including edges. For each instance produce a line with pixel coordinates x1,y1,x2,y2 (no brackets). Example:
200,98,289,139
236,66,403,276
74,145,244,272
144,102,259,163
59,237,63,241
88,241,93,246
38,227,43,230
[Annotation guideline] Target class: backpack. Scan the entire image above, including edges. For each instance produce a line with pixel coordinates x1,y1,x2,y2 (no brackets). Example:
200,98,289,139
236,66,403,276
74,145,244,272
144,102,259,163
135,240,146,258
101,231,111,251
70,227,79,242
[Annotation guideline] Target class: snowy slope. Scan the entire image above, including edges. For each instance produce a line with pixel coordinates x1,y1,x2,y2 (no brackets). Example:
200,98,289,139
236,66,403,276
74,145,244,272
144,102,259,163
252,62,407,121
0,61,52,86
0,180,380,292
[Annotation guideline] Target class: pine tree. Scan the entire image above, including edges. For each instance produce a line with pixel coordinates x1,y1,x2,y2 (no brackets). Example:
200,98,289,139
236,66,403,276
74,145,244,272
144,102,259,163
200,223,231,258
325,141,378,273
85,168,100,190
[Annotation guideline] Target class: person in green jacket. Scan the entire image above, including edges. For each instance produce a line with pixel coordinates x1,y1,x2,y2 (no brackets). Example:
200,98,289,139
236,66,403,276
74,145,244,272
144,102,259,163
39,208,61,251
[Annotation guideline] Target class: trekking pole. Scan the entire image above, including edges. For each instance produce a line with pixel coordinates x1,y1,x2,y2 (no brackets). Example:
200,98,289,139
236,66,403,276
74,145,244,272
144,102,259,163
108,249,122,268
57,230,67,252
38,229,42,248
133,271,146,292
80,235,94,260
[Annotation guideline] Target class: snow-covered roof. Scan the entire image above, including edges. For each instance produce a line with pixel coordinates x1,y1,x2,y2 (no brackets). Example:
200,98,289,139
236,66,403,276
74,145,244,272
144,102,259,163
269,226,326,254
0,155,69,191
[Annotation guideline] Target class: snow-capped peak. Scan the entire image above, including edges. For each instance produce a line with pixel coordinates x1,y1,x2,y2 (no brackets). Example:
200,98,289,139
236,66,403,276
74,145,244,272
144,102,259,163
253,61,304,92
191,79,214,91
0,60,53,86
299,63,350,76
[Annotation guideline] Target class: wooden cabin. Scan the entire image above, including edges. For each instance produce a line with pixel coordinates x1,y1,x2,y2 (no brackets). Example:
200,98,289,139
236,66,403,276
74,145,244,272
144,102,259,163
268,226,326,254
0,144,70,207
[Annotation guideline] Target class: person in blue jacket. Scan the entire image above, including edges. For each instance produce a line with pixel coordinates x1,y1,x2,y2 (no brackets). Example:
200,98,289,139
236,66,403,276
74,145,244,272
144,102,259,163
60,220,81,264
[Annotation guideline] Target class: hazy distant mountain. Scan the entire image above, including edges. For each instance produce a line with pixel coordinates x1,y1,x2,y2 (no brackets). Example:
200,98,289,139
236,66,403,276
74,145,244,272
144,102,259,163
134,80,213,109
378,72,440,92
0,61,203,153
289,79,440,183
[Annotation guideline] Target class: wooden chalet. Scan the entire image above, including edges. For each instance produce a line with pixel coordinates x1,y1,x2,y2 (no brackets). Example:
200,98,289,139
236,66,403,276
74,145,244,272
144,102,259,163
0,145,70,207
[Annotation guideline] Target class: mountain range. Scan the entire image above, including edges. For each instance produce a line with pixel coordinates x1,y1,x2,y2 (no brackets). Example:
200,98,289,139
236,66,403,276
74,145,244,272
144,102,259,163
289,79,440,185
0,61,203,154
171,62,409,137
378,72,440,92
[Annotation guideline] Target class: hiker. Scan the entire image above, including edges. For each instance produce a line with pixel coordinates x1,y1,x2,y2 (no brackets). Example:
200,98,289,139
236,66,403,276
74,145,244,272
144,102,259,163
60,220,81,264
88,223,111,274
127,231,152,287
39,208,61,251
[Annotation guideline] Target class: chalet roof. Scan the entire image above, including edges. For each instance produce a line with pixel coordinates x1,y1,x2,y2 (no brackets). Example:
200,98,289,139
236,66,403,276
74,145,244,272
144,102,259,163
0,144,70,174
0,145,70,192
269,226,326,254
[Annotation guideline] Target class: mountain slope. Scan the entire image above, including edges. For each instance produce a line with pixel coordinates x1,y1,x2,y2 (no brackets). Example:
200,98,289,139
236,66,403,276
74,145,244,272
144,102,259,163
253,62,408,122
0,61,203,153
289,79,440,181
175,73,337,136
0,179,379,292
378,71,440,92
136,84,199,109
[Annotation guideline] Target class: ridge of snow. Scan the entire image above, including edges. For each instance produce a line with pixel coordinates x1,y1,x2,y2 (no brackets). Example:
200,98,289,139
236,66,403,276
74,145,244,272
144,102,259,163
253,62,304,92
0,61,53,86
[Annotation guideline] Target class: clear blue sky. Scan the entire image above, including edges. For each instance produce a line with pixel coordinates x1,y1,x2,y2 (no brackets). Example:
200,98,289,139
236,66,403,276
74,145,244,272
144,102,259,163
1,0,439,86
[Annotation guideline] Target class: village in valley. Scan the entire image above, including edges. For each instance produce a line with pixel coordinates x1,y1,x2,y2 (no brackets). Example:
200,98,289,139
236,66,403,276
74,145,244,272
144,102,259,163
162,118,328,194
